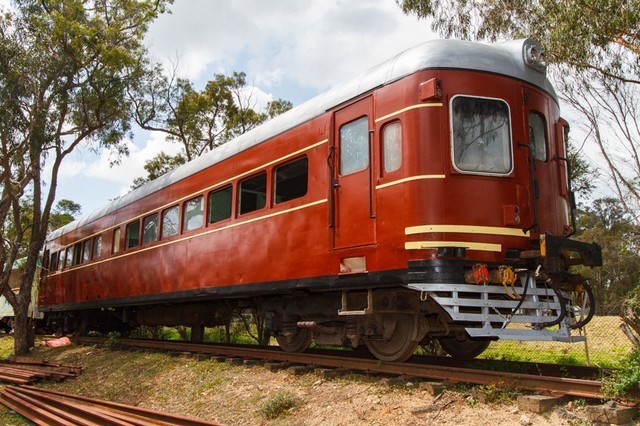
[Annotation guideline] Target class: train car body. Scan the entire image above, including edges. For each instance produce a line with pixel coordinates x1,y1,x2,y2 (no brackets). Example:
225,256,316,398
40,39,601,361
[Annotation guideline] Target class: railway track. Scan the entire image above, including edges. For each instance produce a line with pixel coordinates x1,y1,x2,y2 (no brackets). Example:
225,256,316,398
74,337,609,399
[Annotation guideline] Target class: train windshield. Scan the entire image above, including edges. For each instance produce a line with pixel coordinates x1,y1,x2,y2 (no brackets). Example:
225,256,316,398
451,96,512,175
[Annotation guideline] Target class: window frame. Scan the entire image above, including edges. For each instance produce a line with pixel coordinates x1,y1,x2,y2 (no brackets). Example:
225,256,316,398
182,195,205,233
92,235,102,260
528,110,548,162
72,242,82,266
50,251,58,272
125,220,141,250
112,227,122,254
161,205,180,239
142,212,159,244
207,185,233,225
273,156,309,205
382,120,403,174
81,239,92,264
339,115,370,176
238,172,268,215
449,94,514,177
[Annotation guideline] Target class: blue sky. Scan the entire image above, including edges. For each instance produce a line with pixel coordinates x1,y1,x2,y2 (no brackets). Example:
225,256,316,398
51,0,436,215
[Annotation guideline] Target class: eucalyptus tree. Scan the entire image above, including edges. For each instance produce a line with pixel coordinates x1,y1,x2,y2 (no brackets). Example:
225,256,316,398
0,0,170,355
398,0,640,219
131,69,292,188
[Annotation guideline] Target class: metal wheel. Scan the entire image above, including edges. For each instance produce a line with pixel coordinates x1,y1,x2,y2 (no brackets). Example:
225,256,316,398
438,334,490,361
275,328,312,353
364,314,420,362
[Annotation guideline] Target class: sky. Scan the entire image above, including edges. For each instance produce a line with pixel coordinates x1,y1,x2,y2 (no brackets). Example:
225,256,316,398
52,0,436,216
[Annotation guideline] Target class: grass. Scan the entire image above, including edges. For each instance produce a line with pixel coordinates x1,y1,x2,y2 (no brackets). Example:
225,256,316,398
480,316,632,368
259,391,303,419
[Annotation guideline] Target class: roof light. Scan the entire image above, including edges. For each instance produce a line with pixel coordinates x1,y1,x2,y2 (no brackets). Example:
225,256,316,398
523,40,547,73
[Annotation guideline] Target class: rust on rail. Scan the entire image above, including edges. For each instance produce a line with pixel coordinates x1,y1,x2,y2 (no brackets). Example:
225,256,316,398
75,336,605,399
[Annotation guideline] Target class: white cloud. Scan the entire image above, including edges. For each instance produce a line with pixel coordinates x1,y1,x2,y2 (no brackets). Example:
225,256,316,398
146,0,435,92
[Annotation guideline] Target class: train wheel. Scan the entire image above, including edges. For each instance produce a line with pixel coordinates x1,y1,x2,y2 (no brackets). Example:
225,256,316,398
438,335,490,361
275,329,312,353
364,314,419,362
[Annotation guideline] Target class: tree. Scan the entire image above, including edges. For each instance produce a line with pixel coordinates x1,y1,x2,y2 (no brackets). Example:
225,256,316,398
398,0,640,220
0,0,170,355
49,199,82,231
130,70,292,188
574,198,640,314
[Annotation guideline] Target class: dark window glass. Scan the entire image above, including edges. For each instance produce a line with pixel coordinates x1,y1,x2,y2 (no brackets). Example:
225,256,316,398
82,240,91,263
340,116,369,175
528,111,547,161
162,206,179,238
239,173,267,214
72,243,82,266
50,252,57,271
125,221,140,249
208,186,233,223
143,213,159,243
113,228,121,253
451,96,512,174
274,157,308,204
183,196,204,232
92,235,102,259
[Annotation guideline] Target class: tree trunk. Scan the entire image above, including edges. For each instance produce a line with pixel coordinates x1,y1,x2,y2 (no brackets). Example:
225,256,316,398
13,301,33,356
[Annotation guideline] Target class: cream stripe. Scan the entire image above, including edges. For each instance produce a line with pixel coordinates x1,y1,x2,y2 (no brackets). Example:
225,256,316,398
405,241,502,252
52,199,328,276
405,224,529,238
55,139,329,247
376,175,445,190
375,103,443,123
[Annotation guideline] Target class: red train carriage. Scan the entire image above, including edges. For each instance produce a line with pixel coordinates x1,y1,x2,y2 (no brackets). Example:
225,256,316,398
39,39,601,361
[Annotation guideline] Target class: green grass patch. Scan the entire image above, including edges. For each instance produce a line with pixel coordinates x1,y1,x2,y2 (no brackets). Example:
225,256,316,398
259,391,303,419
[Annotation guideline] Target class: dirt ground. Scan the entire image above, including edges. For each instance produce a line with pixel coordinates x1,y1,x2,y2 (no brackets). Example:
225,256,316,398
0,342,602,426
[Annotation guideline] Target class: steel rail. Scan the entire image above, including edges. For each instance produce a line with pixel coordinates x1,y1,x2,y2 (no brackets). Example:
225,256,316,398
75,336,604,399
1,385,223,426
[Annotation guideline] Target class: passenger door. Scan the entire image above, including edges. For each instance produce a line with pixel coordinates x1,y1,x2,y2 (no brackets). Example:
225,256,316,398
332,97,376,249
525,88,562,235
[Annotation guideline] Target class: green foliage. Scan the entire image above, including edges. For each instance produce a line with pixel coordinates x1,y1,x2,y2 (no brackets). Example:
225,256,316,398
131,151,186,189
603,346,640,397
574,198,640,314
259,391,303,419
132,70,292,186
49,199,82,230
104,331,122,349
397,0,640,81
0,0,171,355
475,384,521,405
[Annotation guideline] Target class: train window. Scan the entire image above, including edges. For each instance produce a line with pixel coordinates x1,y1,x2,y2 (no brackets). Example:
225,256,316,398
451,96,512,175
183,196,204,232
65,247,72,268
82,240,91,263
383,122,402,173
239,172,267,214
339,116,369,175
143,213,159,243
113,228,121,253
162,205,180,238
50,252,57,271
274,157,308,204
72,243,82,266
58,250,65,270
208,186,232,223
92,235,102,259
125,220,140,249
528,111,547,161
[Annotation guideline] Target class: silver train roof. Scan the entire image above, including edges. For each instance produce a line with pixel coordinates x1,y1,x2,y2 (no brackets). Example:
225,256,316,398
48,38,555,242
